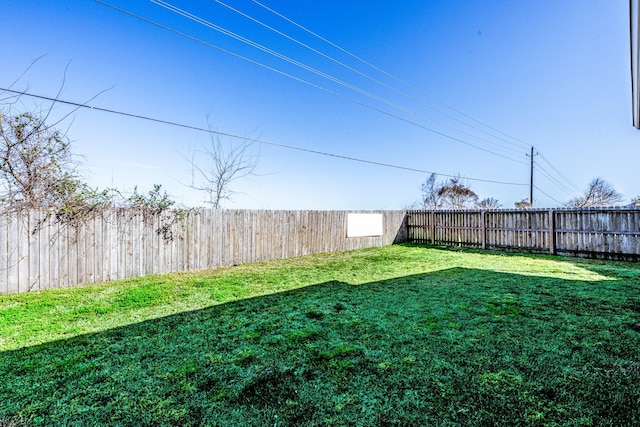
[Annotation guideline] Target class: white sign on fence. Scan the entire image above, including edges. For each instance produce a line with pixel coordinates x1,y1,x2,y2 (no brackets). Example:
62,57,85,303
347,213,383,237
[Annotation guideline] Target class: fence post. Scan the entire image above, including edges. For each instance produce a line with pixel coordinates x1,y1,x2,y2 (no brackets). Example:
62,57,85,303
430,211,436,245
481,210,486,250
549,209,556,255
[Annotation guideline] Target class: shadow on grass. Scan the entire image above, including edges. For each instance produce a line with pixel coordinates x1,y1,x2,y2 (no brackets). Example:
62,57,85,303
2,267,640,426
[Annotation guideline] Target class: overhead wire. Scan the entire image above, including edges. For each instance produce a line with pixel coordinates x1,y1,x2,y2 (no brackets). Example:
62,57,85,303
94,1,580,199
528,148,574,197
535,164,578,197
533,185,564,206
252,0,533,151
150,0,527,161
251,0,584,203
0,86,528,187
537,152,581,193
97,0,529,165
216,0,528,154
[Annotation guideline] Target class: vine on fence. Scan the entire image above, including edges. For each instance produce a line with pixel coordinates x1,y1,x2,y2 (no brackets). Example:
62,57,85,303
125,184,188,242
1,79,188,243
10,185,188,243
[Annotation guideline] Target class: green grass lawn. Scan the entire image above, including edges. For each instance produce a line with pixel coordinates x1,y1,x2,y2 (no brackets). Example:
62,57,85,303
1,244,640,426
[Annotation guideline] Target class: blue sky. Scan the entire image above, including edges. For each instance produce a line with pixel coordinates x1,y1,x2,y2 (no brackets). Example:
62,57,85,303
1,0,638,209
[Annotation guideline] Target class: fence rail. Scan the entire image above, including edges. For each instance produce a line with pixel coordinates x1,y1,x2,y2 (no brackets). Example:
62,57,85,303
0,209,407,294
407,208,640,259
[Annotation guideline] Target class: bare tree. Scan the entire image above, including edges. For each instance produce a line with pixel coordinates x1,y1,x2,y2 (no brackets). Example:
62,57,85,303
420,173,442,210
1,111,79,208
477,197,501,209
438,175,478,209
420,173,487,210
0,61,112,213
185,128,260,209
565,177,623,207
514,199,533,209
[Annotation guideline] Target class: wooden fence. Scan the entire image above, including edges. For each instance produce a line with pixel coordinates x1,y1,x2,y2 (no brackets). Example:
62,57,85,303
4,207,638,294
0,209,407,294
407,208,640,259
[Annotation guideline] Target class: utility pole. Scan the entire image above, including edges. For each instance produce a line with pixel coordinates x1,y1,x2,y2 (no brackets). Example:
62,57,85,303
529,146,534,206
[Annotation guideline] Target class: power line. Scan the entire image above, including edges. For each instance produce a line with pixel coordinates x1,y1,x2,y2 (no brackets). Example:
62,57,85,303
527,146,577,205
147,0,528,163
533,185,564,205
95,0,600,201
537,152,581,193
251,0,590,200
96,0,528,165
535,163,579,197
216,0,528,155
252,0,533,152
95,1,582,201
239,1,582,202
0,86,528,187
536,168,574,196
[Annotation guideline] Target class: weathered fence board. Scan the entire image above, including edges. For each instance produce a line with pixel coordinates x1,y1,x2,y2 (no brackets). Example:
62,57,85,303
407,208,640,260
0,209,407,294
